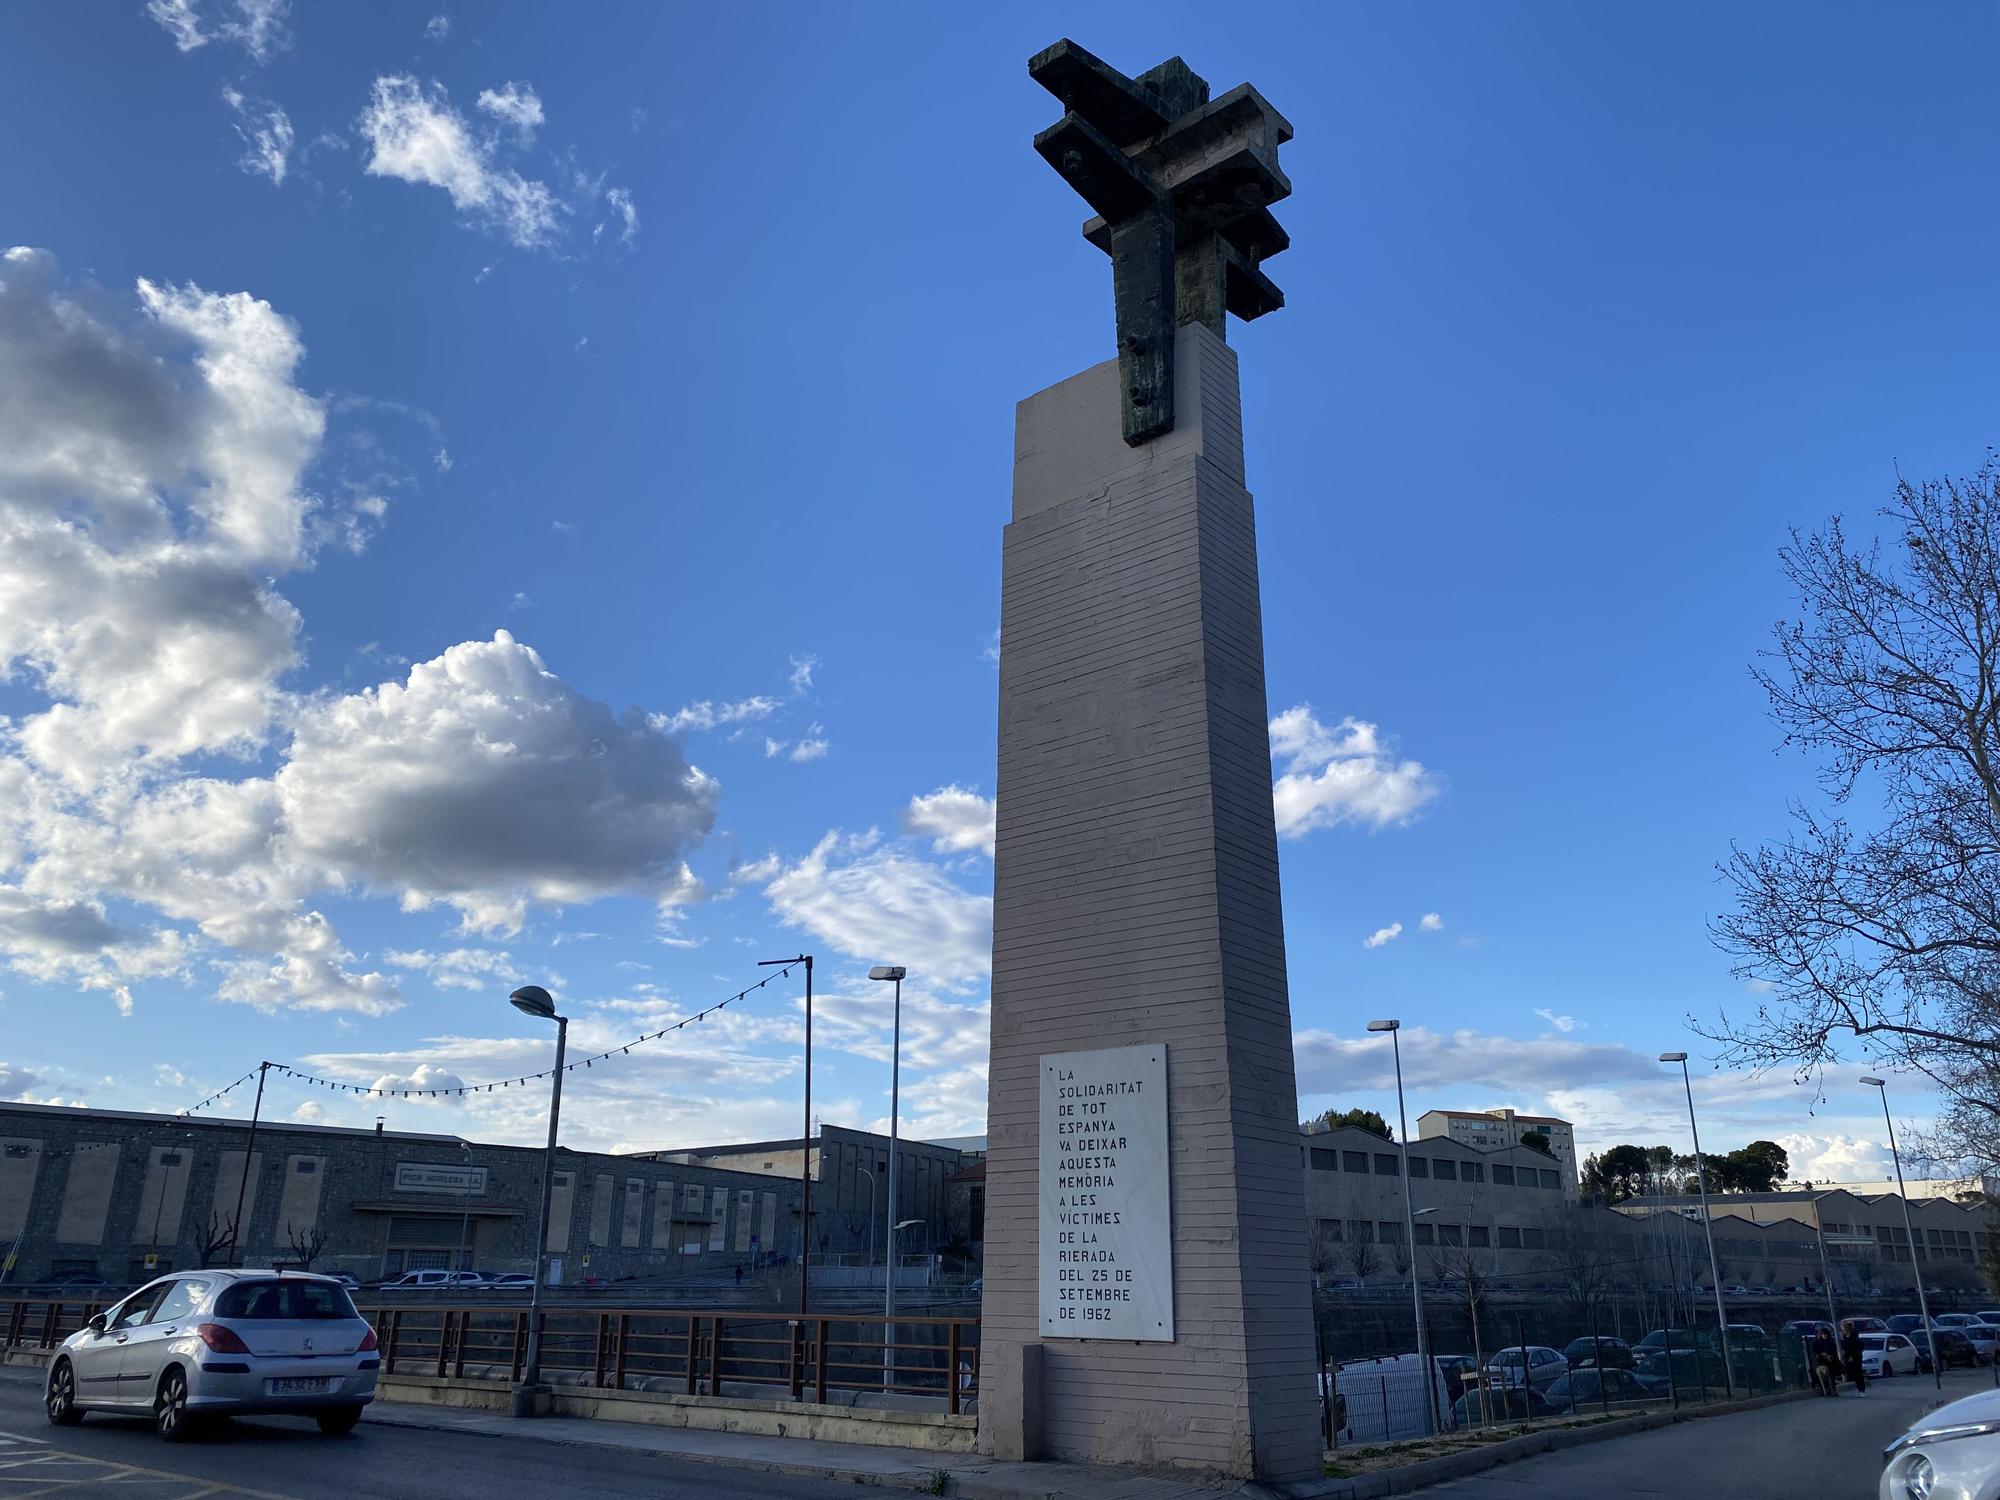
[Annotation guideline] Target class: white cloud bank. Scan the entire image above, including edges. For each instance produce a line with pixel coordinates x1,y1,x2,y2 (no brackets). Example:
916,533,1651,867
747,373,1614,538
146,0,289,60
0,250,719,1013
359,76,560,249
903,786,996,857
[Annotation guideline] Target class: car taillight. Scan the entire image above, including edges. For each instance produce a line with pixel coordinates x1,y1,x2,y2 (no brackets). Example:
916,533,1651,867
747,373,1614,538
358,1325,379,1352
196,1323,251,1354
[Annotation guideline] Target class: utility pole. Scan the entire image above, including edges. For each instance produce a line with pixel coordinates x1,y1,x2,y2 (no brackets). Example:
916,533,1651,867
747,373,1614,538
760,955,814,1315
225,1062,270,1267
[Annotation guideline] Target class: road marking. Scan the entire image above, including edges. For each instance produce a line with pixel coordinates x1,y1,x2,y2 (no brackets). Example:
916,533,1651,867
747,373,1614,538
0,1430,51,1444
0,1445,305,1499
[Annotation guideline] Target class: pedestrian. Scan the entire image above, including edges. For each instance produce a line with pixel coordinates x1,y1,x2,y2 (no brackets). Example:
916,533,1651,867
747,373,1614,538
1839,1320,1867,1396
734,1263,743,1287
1811,1326,1840,1397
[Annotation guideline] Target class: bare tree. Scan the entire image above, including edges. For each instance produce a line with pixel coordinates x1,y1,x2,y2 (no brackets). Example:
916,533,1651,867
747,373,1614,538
196,1212,236,1269
1306,1221,1343,1283
1709,463,2000,1172
1428,1239,1495,1426
1342,1236,1381,1286
1539,1207,1619,1324
285,1222,328,1270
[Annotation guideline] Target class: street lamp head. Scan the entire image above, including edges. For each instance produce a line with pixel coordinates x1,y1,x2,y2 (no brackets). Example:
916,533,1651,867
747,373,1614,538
868,966,907,982
1366,1019,1400,1033
1659,1052,1689,1063
1413,1206,1442,1218
894,1219,923,1230
1861,1077,1886,1088
509,984,557,1020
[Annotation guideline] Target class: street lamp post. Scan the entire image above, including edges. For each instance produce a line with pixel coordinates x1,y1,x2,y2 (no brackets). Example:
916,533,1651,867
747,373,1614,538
1863,1077,1939,1391
869,965,907,1389
1660,1052,1734,1399
1368,1019,1434,1436
508,984,568,1418
455,1141,475,1278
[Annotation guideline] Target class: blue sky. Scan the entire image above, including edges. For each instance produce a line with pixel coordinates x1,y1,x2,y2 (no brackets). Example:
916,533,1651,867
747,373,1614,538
1,1,1994,1183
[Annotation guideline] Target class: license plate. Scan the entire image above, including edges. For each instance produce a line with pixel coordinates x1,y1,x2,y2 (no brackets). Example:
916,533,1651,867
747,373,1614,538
269,1377,329,1394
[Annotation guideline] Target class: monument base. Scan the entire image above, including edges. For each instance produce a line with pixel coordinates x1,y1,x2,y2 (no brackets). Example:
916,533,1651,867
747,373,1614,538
978,323,1319,1483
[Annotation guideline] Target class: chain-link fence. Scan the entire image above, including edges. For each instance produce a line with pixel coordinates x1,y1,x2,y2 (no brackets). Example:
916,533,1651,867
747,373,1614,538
1314,1301,1901,1449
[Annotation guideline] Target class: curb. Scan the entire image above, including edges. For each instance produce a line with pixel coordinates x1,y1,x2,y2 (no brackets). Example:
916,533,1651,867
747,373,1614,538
1311,1390,1811,1499
359,1408,966,1495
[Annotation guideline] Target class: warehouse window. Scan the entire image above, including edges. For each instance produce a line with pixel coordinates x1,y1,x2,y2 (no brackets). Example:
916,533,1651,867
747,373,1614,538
1462,1162,1485,1183
1343,1152,1369,1173
1374,1154,1399,1176
1469,1226,1491,1248
1492,1165,1515,1185
1408,1157,1428,1178
1434,1160,1457,1182
1310,1149,1337,1171
1499,1227,1522,1249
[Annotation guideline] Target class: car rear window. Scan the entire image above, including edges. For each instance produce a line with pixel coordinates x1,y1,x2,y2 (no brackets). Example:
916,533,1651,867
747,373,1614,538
214,1279,357,1321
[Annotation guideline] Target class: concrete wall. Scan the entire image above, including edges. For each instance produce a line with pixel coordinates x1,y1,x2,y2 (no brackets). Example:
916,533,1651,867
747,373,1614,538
982,324,1318,1482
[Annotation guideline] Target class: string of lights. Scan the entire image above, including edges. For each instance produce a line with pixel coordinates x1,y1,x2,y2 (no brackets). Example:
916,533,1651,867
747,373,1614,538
176,1068,262,1117
264,965,795,1100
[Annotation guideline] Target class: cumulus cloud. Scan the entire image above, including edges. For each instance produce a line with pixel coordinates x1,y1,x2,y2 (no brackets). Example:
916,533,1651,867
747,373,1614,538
0,1062,43,1100
1420,912,1443,932
277,632,719,934
758,831,991,991
0,252,711,1018
1270,707,1442,838
359,75,560,249
221,87,293,186
1777,1132,1892,1184
423,14,449,42
1363,922,1402,949
367,1063,466,1099
903,786,996,857
476,81,543,145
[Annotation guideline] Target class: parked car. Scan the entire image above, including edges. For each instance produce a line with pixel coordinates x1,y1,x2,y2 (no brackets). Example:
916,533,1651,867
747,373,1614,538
1561,1336,1634,1370
1543,1368,1656,1414
480,1273,536,1292
1780,1319,1834,1345
1633,1345,1732,1394
1859,1332,1925,1378
1451,1386,1553,1426
1934,1313,1983,1329
1880,1384,2000,1500
1886,1314,1933,1337
1975,1310,2000,1328
1913,1330,1979,1371
1482,1346,1569,1391
1847,1316,1890,1336
1952,1324,1999,1364
1637,1327,1718,1352
43,1269,378,1440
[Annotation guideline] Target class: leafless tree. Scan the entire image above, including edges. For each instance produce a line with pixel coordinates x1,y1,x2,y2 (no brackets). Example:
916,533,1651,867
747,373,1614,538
1428,1236,1496,1426
1342,1236,1381,1286
1539,1208,1620,1324
285,1222,328,1270
196,1212,236,1269
1306,1221,1343,1282
1708,462,2000,1172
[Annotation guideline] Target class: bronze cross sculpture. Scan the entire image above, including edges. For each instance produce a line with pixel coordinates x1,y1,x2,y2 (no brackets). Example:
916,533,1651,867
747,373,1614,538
1029,39,1293,446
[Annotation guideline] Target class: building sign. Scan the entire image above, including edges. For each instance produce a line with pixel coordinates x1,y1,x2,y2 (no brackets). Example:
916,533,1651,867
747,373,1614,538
393,1162,487,1195
1039,1043,1172,1341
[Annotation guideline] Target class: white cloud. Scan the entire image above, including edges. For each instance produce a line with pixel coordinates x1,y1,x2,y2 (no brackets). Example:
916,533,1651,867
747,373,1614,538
759,831,991,992
359,75,560,249
1777,1132,1892,1184
788,655,818,694
788,729,829,763
1363,922,1403,949
1533,1007,1580,1033
0,1062,42,1100
146,0,289,60
277,632,719,935
1270,707,1442,838
605,187,638,248
903,786,996,857
386,947,516,992
367,1063,466,1100
651,695,781,736
475,81,543,145
221,87,293,186
423,14,449,42
1420,912,1443,932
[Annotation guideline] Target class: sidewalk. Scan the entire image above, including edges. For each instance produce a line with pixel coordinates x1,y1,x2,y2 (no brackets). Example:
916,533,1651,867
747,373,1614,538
361,1397,1259,1500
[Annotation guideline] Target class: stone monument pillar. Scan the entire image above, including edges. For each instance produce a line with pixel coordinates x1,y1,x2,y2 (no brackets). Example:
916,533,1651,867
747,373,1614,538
978,41,1320,1484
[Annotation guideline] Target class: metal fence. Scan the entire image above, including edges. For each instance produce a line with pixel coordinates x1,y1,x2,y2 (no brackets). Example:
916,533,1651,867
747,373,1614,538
0,1296,978,1416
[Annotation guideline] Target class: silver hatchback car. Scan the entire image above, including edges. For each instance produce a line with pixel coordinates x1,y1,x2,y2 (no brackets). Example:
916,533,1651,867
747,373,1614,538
44,1269,379,1440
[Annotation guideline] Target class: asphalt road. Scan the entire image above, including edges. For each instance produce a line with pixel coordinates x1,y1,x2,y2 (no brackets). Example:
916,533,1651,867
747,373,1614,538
1415,1369,1996,1498
0,1371,858,1499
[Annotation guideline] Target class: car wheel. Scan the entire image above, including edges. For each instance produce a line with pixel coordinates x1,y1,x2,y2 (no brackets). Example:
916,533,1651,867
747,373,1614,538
155,1368,194,1443
45,1359,82,1427
315,1406,363,1436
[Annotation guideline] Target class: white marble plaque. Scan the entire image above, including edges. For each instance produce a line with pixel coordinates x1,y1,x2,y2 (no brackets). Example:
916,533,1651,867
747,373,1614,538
1040,1043,1172,1341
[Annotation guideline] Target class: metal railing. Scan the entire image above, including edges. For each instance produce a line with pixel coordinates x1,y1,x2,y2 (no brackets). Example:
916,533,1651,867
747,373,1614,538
358,1304,980,1415
0,1296,979,1416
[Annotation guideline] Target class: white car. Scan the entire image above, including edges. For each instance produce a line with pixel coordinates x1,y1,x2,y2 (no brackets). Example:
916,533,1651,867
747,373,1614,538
1860,1332,1922,1378
44,1269,378,1440
1881,1385,2000,1500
